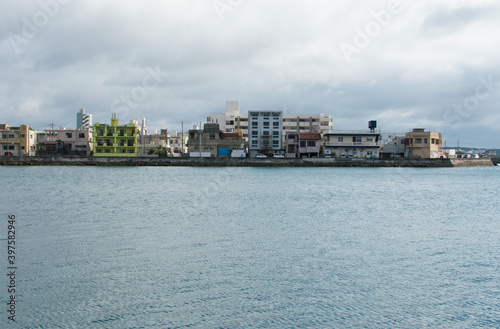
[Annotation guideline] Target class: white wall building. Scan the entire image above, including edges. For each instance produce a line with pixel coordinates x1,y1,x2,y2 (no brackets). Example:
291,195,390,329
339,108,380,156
207,101,333,142
76,108,92,129
248,110,283,157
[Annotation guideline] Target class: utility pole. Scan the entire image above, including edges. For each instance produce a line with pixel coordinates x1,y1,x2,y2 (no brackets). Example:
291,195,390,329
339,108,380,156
199,121,202,157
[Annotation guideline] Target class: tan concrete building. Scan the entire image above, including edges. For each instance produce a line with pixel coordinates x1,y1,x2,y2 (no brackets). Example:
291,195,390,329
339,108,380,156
38,128,93,155
405,129,444,159
0,124,37,156
188,123,245,157
140,129,170,155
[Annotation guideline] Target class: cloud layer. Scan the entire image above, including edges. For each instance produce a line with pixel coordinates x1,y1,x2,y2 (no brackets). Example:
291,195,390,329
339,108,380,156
1,0,499,148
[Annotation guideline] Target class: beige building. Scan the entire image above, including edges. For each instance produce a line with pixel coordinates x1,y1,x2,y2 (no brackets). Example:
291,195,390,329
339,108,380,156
0,124,37,156
38,128,93,155
405,129,443,159
140,129,170,155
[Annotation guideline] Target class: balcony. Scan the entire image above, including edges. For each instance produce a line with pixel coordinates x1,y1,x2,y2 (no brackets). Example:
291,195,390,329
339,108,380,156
326,142,380,147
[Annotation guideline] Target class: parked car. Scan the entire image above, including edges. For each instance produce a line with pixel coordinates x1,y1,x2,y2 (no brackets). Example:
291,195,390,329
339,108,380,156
255,153,267,158
273,154,284,158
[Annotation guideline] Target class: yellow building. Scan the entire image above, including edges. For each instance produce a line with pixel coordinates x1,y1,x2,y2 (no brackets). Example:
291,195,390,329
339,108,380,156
0,124,37,156
405,129,443,159
93,114,137,156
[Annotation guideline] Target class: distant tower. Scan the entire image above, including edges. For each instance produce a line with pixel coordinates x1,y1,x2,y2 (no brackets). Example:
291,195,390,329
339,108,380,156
77,108,92,129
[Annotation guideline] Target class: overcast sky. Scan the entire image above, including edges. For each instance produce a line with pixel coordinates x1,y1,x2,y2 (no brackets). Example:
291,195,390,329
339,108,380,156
1,0,500,148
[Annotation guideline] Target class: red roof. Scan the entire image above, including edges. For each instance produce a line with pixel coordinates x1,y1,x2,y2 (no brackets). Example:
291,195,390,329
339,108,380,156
300,133,321,140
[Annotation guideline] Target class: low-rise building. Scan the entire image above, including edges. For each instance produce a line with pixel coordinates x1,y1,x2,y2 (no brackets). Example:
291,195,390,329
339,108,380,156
93,114,138,156
380,133,406,158
141,129,170,156
285,131,300,158
0,124,37,156
38,128,93,155
324,129,381,158
170,131,188,156
299,133,321,158
405,129,443,159
188,123,245,157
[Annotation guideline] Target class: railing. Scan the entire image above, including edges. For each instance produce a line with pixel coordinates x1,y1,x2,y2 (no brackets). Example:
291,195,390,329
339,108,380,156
326,142,380,147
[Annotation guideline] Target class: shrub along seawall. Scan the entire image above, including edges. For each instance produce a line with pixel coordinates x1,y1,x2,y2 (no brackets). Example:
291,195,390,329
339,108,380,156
0,156,494,167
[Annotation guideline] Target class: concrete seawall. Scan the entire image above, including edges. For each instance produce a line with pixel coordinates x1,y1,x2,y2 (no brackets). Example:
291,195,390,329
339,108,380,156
0,156,494,167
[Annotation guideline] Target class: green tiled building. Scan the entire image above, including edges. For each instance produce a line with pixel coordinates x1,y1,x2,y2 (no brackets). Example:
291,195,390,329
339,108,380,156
93,114,137,156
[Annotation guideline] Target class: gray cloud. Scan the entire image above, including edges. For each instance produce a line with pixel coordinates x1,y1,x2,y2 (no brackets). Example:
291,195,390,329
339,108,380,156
1,0,499,148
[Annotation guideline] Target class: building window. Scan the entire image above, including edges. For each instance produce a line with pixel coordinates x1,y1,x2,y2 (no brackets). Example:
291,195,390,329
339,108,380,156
2,146,7,150
300,141,306,147
97,129,104,136
273,131,279,138
96,149,103,153
79,133,85,138
120,149,126,153
251,141,258,147
263,122,269,128
435,139,440,144
431,138,435,144
128,149,134,153
273,140,279,147
273,122,279,128
424,138,428,144
252,131,258,137
21,134,25,138
66,133,72,138
263,131,270,136
338,137,344,142
415,138,422,143
354,137,362,143
104,149,111,153
307,141,316,147
209,134,215,140
252,122,258,127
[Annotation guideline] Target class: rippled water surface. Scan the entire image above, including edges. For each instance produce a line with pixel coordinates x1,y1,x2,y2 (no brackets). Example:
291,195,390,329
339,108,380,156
1,166,499,328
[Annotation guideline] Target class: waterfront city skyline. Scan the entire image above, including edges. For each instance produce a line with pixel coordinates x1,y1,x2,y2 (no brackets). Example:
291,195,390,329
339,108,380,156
1,1,500,148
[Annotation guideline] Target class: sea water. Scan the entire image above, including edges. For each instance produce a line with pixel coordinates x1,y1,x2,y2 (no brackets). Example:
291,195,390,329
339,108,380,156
1,166,499,328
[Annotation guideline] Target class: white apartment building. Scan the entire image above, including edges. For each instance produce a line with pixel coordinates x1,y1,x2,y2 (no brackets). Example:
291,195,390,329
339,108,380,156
207,101,333,141
324,130,381,158
248,110,283,157
76,108,92,129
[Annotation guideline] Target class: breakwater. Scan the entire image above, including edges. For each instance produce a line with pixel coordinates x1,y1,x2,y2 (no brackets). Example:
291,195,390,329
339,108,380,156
0,156,494,167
